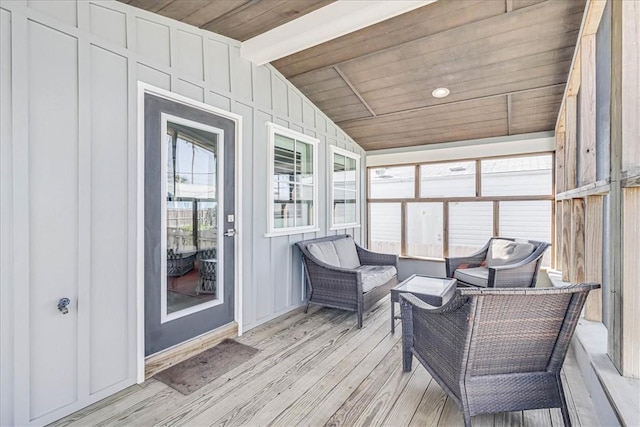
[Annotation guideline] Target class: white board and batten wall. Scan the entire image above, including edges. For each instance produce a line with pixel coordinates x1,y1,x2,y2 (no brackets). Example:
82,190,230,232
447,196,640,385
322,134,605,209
0,1,366,425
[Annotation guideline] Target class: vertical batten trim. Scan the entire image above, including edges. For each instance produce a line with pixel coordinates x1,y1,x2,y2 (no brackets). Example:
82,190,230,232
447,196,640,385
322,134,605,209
10,4,31,424
76,0,91,400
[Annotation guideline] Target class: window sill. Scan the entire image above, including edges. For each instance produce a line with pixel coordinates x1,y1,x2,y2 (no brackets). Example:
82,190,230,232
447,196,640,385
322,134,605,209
264,228,320,238
573,318,640,427
329,224,361,231
399,255,445,263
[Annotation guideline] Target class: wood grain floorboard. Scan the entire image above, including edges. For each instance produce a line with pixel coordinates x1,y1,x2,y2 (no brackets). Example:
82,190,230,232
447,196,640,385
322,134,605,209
50,298,599,427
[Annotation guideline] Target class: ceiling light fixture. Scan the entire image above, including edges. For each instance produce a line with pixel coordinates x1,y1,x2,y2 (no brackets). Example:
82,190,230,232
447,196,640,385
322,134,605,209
432,87,450,98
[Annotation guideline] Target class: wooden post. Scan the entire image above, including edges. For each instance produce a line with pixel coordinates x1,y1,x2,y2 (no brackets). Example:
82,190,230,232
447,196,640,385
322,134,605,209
622,188,640,376
565,96,578,191
579,34,597,186
555,201,563,270
556,131,566,194
584,195,603,321
570,198,585,285
561,199,572,282
610,0,640,378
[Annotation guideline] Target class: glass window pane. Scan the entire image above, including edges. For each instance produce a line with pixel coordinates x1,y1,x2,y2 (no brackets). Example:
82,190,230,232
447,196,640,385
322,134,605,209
296,184,314,227
369,166,414,199
406,203,444,258
500,201,552,267
448,202,493,257
274,134,295,182
370,203,401,254
166,121,219,314
296,140,314,183
481,154,552,196
420,161,476,197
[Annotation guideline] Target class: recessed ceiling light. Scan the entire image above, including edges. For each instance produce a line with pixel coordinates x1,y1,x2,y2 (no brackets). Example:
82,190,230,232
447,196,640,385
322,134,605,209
432,87,450,98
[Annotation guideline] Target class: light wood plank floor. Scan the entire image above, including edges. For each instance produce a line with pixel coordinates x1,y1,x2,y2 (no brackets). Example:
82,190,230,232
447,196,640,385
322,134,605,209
52,297,598,427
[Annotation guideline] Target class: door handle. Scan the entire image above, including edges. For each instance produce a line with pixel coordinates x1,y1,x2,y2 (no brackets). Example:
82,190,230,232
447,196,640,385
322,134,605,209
57,298,71,314
224,229,237,237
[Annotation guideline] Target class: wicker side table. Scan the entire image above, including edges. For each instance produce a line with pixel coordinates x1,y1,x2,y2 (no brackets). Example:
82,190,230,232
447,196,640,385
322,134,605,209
390,274,456,333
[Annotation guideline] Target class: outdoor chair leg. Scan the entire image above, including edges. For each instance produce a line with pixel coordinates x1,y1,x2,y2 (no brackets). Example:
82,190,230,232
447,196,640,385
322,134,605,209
357,310,363,329
304,301,309,314
558,383,572,426
462,409,472,427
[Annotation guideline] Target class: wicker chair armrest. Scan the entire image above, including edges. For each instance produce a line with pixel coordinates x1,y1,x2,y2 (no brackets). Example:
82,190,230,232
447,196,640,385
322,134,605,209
456,282,600,296
355,244,398,267
400,291,469,315
400,291,472,395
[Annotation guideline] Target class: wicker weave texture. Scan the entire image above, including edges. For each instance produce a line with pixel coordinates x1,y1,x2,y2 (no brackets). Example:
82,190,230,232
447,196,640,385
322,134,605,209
445,237,551,288
296,235,398,328
400,283,600,427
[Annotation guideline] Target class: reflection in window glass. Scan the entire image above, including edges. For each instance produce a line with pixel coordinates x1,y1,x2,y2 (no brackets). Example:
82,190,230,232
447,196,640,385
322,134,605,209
420,161,475,197
332,149,359,227
406,203,443,258
481,155,552,196
448,202,493,257
500,201,552,267
273,133,315,230
165,121,219,314
369,166,414,199
370,203,401,254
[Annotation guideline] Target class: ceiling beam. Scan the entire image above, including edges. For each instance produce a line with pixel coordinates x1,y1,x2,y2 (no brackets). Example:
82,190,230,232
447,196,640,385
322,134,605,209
334,66,376,118
241,0,436,65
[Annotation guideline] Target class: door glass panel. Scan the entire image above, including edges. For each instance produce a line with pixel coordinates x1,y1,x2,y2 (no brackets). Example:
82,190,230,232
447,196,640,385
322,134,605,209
406,202,444,258
448,201,493,256
166,121,219,315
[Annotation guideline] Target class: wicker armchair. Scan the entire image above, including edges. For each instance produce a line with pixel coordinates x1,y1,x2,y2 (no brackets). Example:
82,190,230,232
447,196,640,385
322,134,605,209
296,235,398,328
445,237,550,288
400,283,600,426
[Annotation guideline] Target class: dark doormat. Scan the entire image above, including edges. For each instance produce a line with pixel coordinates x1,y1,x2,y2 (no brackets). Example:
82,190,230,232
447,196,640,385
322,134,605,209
154,339,259,395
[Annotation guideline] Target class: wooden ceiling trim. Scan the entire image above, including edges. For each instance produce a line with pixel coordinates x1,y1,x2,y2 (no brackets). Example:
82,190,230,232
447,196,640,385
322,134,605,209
334,66,376,117
272,0,506,77
288,68,345,89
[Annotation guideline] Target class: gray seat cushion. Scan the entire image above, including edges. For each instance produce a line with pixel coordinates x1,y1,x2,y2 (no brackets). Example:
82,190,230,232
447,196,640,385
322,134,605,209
358,265,397,293
486,239,535,267
307,241,341,267
454,267,489,287
333,237,361,269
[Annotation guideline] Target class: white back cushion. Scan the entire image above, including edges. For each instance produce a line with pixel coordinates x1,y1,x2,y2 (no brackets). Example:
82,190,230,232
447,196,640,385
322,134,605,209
486,239,535,267
307,241,341,267
333,237,361,269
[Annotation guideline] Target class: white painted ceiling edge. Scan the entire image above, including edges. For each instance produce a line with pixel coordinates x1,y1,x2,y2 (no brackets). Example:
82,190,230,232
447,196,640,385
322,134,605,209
366,132,556,166
241,0,436,65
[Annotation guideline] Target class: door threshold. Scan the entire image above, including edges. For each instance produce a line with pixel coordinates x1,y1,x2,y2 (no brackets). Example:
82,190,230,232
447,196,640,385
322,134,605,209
144,321,238,379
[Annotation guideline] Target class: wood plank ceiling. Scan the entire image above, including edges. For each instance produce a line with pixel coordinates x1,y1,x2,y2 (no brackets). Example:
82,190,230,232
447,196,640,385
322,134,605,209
121,0,585,151
272,0,586,151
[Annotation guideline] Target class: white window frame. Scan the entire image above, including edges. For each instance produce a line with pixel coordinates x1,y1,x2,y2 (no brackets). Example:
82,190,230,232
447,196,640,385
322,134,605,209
266,122,319,237
330,146,361,230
